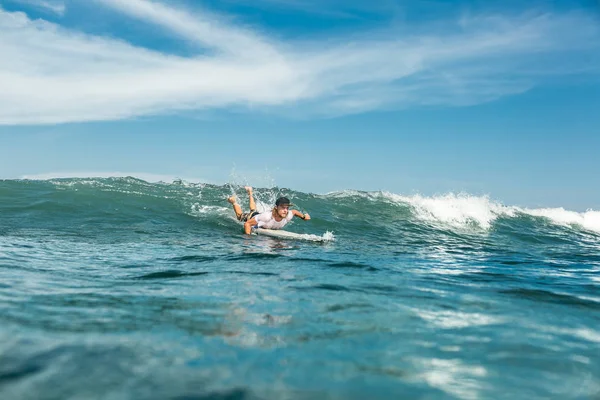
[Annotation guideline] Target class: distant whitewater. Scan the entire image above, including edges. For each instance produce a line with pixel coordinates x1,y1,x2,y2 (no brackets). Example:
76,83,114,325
1,177,599,399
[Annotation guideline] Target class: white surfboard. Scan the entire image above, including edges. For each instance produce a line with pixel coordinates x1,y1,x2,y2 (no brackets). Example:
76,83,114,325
253,227,334,243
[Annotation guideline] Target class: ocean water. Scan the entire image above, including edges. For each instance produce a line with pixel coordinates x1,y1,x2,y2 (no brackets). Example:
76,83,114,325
1,177,599,399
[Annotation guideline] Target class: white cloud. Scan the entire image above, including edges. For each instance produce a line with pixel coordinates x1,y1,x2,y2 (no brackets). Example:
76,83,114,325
0,1,598,125
97,0,279,59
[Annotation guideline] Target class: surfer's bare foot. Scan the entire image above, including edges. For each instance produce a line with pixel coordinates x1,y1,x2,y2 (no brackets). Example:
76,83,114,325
227,196,237,205
244,186,253,194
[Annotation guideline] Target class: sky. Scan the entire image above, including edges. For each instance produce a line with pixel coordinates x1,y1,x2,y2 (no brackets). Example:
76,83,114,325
0,0,599,210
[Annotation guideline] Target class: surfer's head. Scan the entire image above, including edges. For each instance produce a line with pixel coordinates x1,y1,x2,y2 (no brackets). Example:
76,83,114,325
274,197,292,218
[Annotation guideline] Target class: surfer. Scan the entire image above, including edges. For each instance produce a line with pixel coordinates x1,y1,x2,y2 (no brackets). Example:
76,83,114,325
228,186,311,235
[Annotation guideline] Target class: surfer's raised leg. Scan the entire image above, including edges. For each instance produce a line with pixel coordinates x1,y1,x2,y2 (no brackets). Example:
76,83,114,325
228,196,243,220
245,186,256,212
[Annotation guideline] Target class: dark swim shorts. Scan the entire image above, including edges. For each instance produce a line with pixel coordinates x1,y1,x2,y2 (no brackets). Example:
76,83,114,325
238,210,260,222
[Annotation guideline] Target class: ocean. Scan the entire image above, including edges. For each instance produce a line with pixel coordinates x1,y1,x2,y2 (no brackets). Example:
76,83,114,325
1,177,599,399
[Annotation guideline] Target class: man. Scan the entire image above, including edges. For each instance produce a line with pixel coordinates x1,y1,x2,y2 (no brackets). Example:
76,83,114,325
228,186,311,235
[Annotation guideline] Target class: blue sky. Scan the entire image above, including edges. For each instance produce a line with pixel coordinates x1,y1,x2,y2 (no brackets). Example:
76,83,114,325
0,0,599,210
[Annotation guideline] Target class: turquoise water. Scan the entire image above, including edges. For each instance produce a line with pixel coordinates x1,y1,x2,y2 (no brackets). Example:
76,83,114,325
1,177,599,399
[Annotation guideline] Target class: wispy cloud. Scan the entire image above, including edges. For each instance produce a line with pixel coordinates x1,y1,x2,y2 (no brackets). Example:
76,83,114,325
221,0,394,19
98,0,278,58
0,1,598,125
8,0,65,16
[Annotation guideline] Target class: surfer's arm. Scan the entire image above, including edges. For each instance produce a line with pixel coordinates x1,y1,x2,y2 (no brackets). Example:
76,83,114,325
244,218,257,234
292,210,310,221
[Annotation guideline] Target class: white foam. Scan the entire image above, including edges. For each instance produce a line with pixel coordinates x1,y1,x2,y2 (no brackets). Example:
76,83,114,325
326,189,600,234
323,190,513,229
524,207,600,234
322,231,336,242
384,192,515,230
